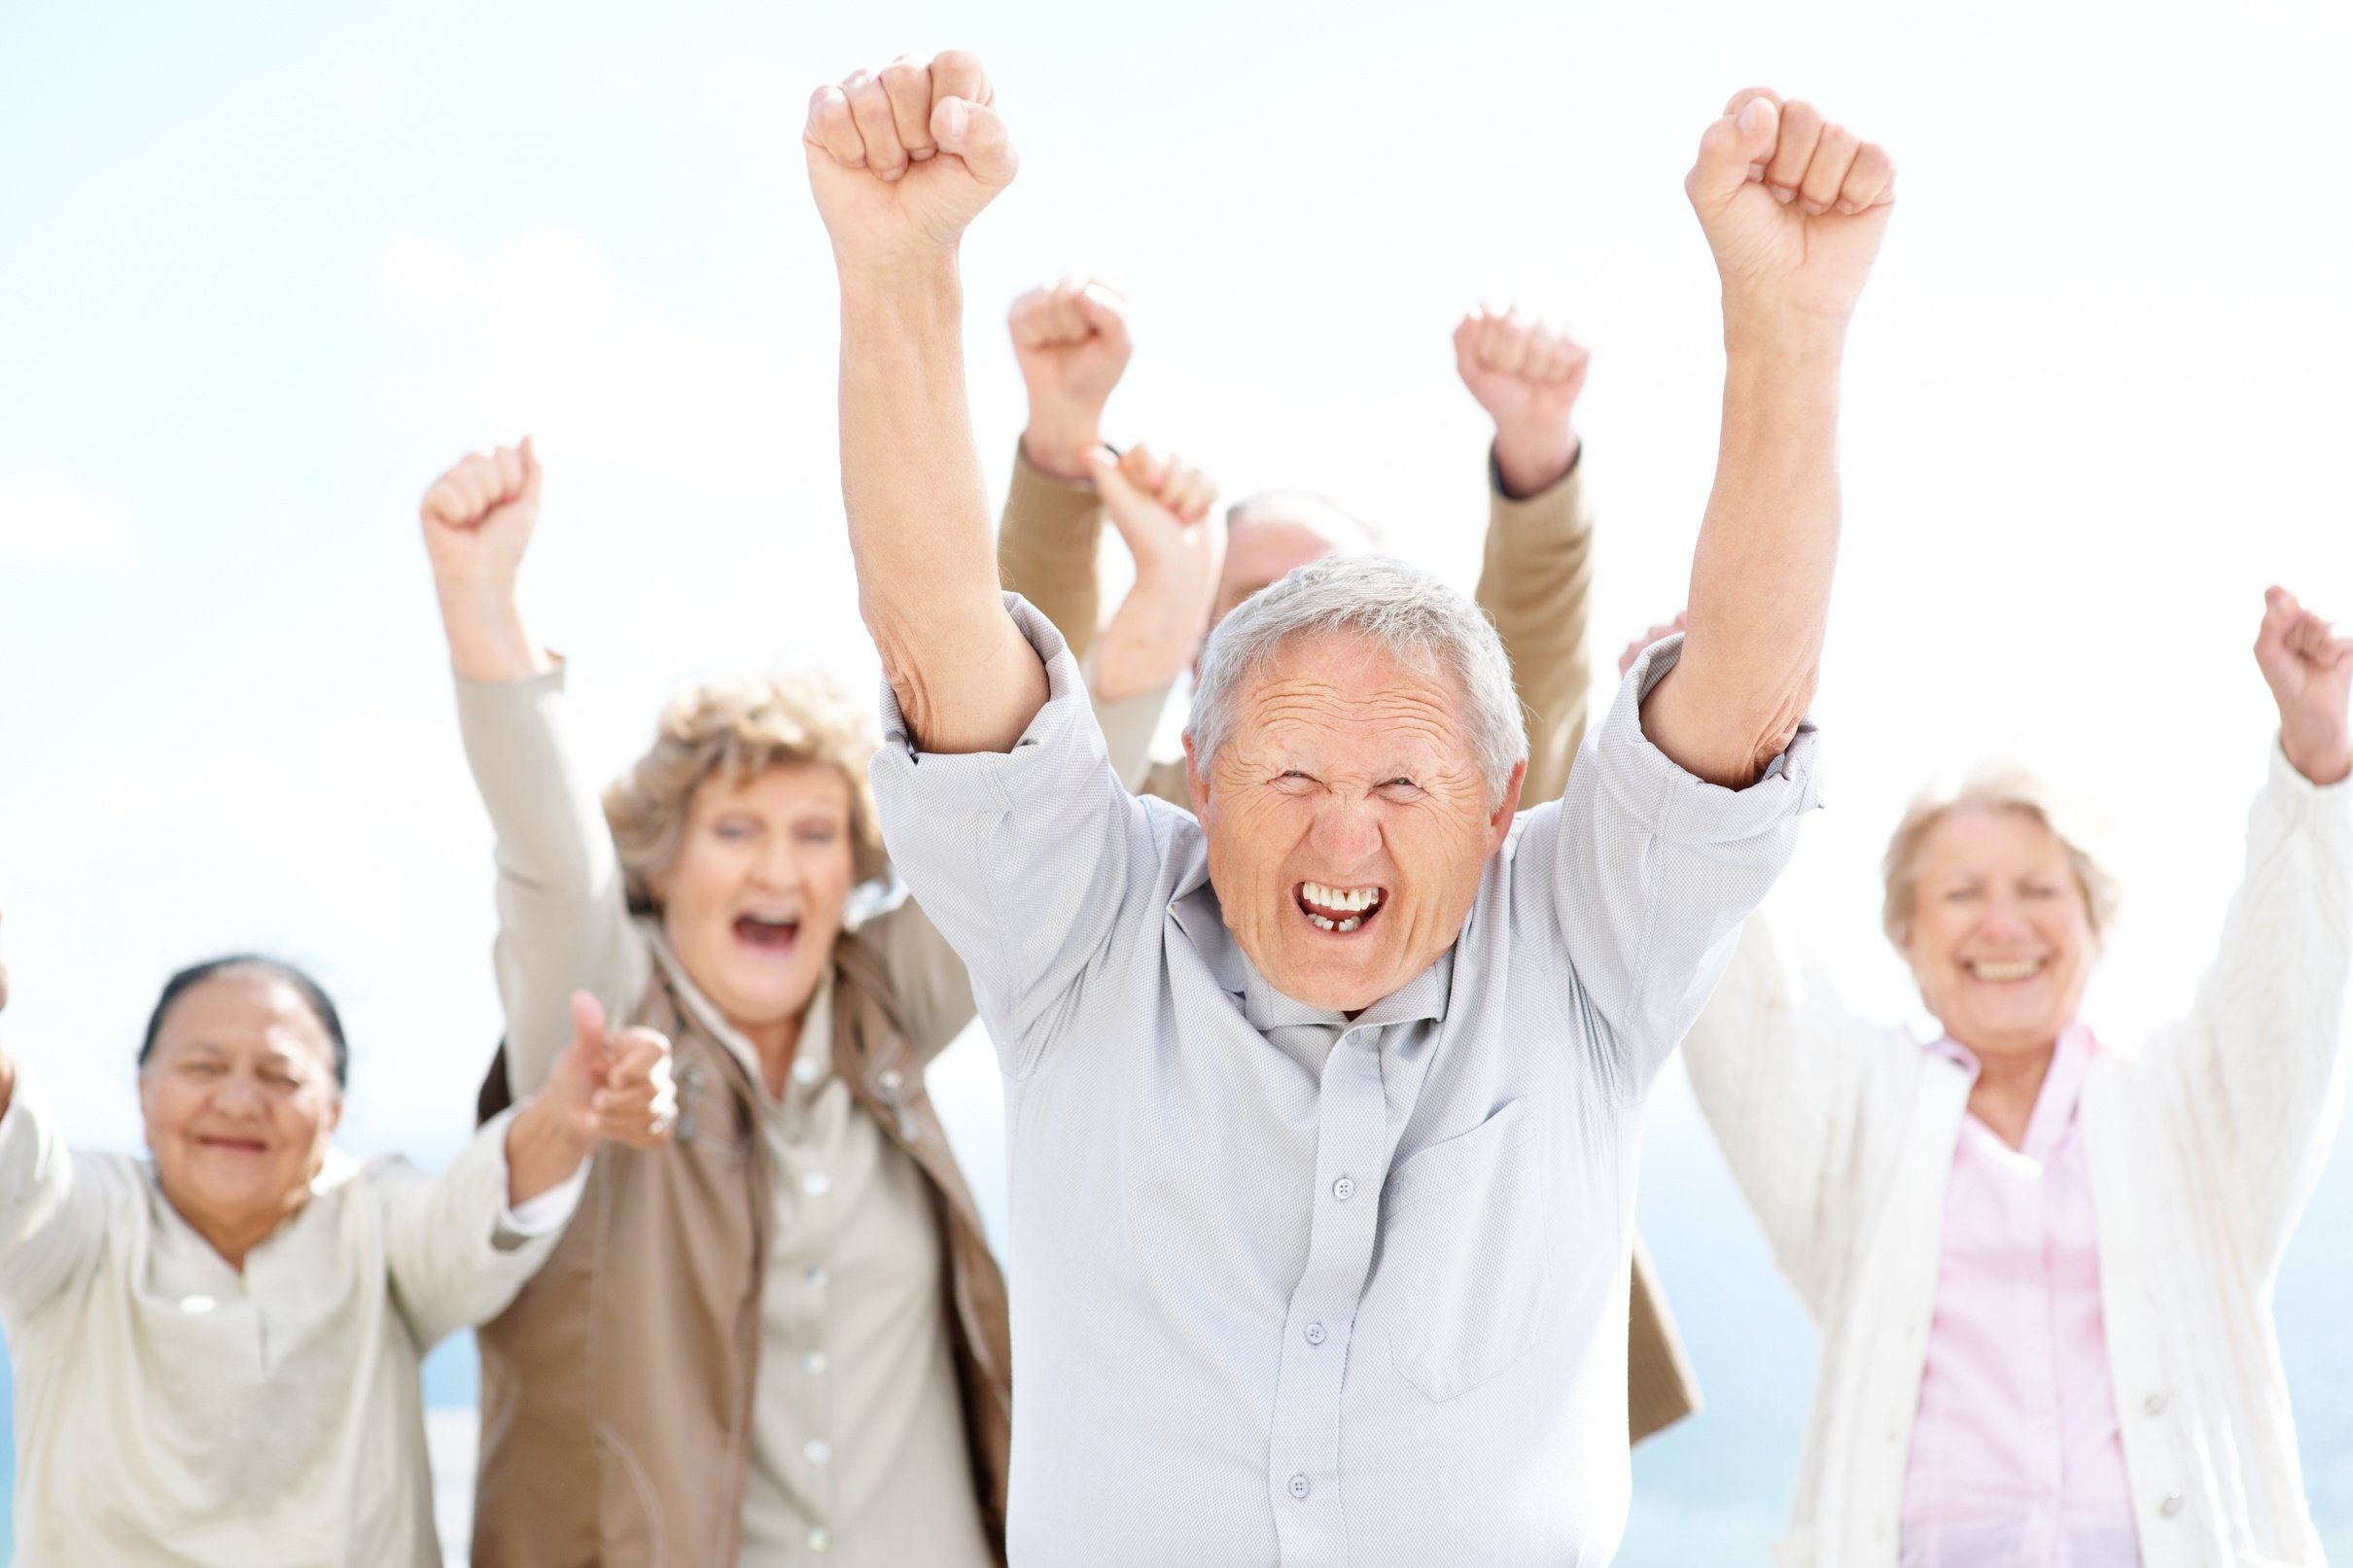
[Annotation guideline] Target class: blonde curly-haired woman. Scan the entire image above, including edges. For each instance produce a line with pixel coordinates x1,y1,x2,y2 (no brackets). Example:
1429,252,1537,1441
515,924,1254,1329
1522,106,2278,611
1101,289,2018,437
418,438,1008,1567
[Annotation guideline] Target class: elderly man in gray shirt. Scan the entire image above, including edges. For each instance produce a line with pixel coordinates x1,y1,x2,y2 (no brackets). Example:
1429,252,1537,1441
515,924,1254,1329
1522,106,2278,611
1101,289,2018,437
803,53,1895,1568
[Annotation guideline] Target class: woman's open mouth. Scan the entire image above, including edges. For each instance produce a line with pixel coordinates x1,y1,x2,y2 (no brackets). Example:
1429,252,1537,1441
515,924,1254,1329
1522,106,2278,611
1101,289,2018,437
1294,881,1386,935
734,915,801,955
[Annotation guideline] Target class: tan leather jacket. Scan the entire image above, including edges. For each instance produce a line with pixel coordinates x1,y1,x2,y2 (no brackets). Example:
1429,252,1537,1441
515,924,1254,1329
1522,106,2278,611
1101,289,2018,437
470,935,1012,1567
998,441,1702,1445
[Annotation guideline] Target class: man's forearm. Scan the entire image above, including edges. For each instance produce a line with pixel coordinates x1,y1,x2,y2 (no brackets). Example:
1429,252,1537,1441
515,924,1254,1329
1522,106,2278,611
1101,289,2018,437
839,261,1045,752
1649,322,1844,786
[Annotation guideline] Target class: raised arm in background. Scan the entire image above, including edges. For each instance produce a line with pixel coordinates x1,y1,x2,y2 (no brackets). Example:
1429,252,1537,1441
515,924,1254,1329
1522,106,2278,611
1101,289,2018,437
806,52,1041,755
2164,587,2353,1272
996,275,1133,646
419,442,651,1093
1458,304,1597,803
1644,90,1895,787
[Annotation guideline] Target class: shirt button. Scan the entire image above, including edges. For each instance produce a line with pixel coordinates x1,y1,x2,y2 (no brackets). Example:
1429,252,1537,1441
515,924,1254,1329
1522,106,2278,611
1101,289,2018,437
806,1438,832,1467
2159,1491,2184,1520
792,1053,825,1086
802,1170,832,1198
1332,1176,1356,1202
803,1350,828,1375
807,1526,832,1552
1304,1322,1326,1346
805,1265,828,1289
1288,1474,1311,1500
2144,1392,2169,1417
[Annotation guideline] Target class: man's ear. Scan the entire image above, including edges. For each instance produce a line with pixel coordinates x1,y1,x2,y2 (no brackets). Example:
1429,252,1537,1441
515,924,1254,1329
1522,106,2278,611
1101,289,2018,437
1182,731,1212,817
1487,757,1528,850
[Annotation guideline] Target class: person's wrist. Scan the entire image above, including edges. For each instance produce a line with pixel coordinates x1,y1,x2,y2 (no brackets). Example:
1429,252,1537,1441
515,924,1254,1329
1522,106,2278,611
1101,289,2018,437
1020,417,1101,483
833,243,964,298
2281,718,2353,787
516,1089,597,1163
1493,424,1578,500
1721,294,1851,366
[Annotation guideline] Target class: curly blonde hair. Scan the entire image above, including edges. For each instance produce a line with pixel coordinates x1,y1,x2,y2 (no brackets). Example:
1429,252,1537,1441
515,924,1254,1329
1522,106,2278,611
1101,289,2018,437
1880,761,2121,955
604,671,888,914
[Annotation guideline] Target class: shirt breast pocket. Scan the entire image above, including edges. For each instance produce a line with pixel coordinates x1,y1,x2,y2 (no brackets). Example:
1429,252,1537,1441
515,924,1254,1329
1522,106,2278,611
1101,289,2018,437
1380,1097,1552,1402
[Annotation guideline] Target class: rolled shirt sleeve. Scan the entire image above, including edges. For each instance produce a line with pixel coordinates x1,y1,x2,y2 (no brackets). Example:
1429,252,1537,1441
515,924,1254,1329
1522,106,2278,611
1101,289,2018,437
870,594,1159,1078
1529,631,1824,1098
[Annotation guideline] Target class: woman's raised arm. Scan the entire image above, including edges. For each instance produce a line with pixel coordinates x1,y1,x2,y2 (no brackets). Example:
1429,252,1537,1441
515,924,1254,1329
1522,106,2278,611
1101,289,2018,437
418,444,650,1094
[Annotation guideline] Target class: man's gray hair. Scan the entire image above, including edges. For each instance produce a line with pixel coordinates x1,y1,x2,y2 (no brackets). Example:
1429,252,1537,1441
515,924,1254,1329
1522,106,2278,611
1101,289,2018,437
1186,555,1528,804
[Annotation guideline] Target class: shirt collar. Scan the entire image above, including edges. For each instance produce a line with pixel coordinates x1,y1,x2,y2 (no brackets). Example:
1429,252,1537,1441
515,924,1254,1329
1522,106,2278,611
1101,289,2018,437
1167,866,1455,1034
640,916,833,1102
1930,1021,2101,1159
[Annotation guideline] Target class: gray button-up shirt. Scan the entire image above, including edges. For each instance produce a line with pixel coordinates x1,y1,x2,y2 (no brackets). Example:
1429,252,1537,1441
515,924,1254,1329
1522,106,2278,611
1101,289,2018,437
871,598,1821,1567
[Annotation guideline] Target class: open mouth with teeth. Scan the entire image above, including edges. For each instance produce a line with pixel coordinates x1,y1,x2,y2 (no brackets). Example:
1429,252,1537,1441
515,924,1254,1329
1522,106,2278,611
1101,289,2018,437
734,915,801,955
1964,958,2046,983
1294,881,1387,935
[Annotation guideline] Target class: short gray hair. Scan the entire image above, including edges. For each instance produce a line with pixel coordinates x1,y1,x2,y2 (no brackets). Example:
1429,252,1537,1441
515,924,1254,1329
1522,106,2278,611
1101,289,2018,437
1186,555,1527,803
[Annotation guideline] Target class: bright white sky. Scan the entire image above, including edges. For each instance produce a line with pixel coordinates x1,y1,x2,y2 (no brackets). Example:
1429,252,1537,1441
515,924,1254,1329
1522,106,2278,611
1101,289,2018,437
3,0,2350,1556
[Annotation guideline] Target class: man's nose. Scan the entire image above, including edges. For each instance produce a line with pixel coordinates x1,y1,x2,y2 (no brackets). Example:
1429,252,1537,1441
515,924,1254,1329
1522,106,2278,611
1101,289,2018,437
1308,797,1383,869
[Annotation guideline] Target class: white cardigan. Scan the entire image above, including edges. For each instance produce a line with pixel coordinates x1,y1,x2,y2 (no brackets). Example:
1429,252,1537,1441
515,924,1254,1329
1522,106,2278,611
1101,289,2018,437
1682,744,2351,1568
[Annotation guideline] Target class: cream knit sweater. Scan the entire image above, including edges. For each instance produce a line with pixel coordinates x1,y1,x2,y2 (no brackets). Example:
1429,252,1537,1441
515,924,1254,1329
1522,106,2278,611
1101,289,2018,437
1683,743,2351,1568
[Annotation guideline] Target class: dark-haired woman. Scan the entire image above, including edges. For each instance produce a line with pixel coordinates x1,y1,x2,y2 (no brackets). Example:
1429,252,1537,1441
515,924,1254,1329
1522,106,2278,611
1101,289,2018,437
0,947,674,1567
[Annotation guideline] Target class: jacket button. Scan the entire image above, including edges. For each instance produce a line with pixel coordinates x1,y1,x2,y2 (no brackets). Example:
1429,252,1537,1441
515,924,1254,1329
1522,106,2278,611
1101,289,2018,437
807,1525,832,1551
806,1438,832,1467
2159,1491,2184,1519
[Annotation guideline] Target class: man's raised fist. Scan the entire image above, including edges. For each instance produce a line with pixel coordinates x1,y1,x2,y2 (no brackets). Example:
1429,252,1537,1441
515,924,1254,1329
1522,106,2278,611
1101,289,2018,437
805,51,1015,266
1454,304,1590,498
1010,276,1132,481
419,437,541,600
1686,89,1895,330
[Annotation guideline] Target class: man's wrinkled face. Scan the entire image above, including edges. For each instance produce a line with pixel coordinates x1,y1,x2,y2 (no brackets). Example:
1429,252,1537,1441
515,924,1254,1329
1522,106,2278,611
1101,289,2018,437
1186,633,1522,1014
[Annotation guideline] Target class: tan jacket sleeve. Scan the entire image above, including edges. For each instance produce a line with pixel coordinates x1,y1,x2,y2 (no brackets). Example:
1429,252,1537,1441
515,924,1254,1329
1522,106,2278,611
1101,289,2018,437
454,664,651,1097
855,892,980,1067
997,443,1106,666
1476,448,1596,807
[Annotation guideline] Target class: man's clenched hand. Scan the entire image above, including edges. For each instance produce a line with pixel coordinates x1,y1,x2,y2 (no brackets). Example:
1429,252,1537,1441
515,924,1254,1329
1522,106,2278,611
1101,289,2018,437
805,51,1016,268
1687,88,1895,338
1011,276,1132,481
1455,305,1590,499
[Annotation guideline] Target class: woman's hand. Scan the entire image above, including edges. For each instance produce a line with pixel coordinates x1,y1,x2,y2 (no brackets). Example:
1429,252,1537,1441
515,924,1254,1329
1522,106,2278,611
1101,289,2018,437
419,438,554,683
1089,443,1224,702
2255,586,2353,787
508,992,677,1204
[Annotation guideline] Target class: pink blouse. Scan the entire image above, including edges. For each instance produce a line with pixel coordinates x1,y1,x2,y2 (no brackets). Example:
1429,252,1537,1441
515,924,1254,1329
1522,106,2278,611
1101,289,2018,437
1898,1025,2141,1568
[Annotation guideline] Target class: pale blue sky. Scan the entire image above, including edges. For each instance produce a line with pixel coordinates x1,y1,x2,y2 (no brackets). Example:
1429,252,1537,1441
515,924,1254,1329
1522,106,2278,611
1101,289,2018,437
3,0,2350,1559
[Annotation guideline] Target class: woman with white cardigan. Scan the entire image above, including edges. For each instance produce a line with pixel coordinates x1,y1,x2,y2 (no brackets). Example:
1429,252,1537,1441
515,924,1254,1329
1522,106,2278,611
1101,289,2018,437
1660,587,2352,1568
